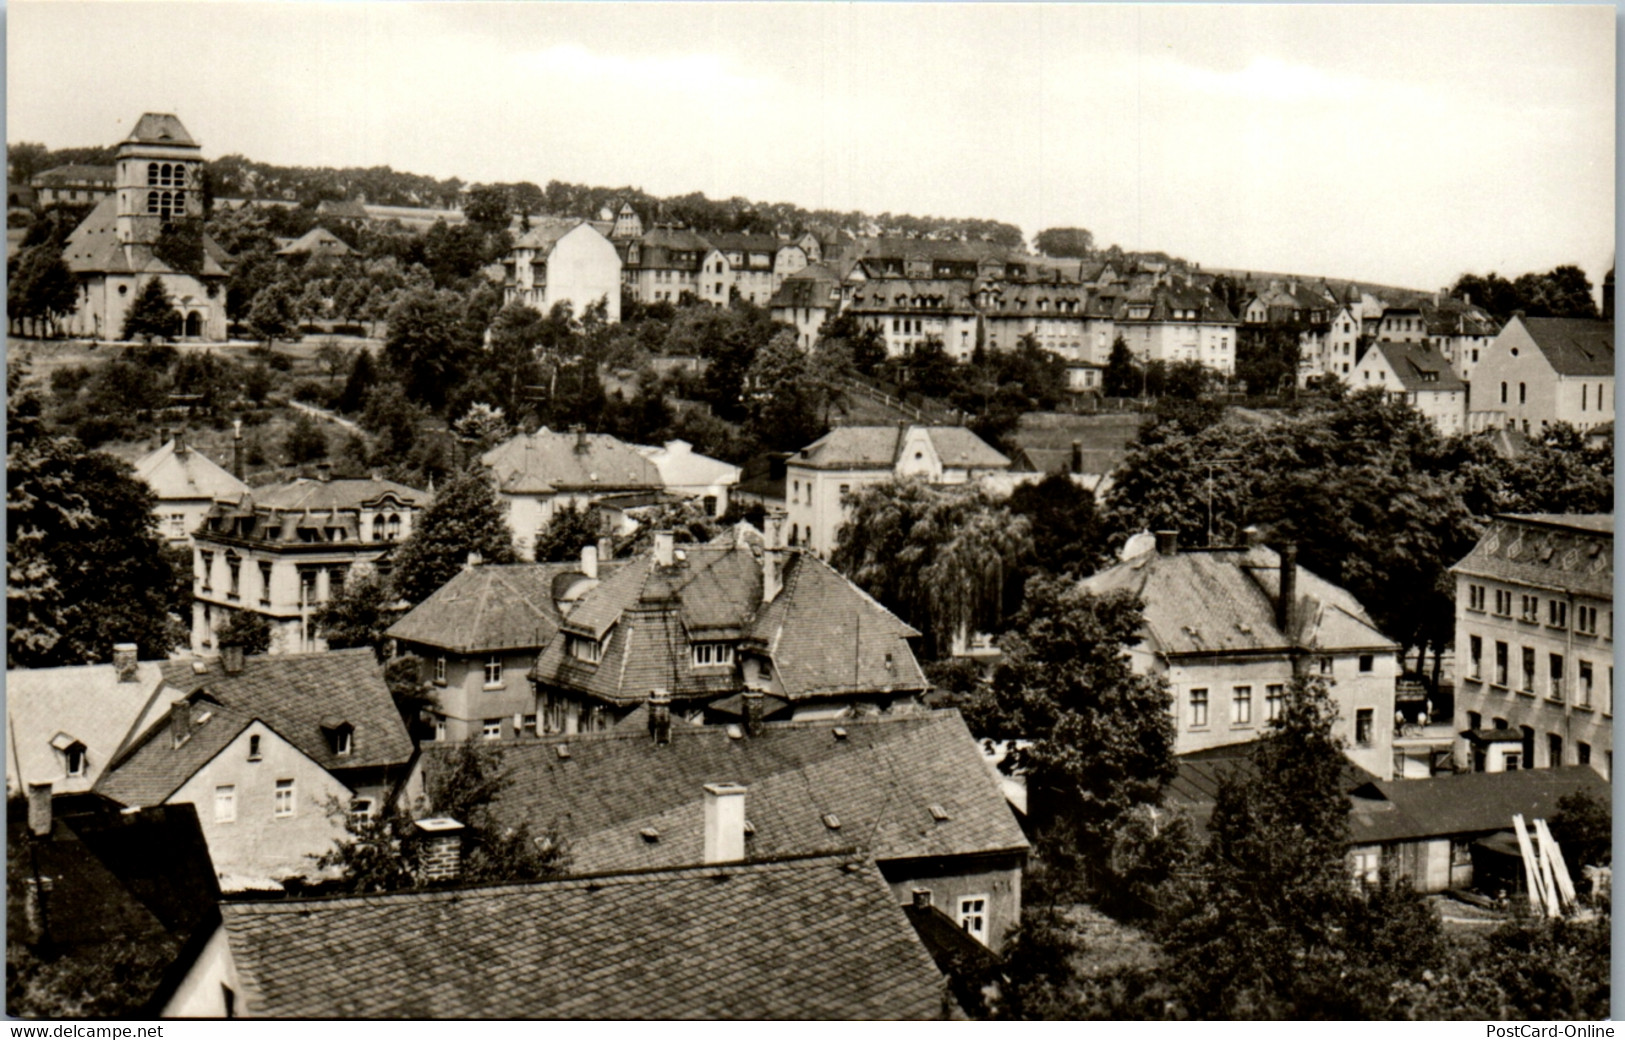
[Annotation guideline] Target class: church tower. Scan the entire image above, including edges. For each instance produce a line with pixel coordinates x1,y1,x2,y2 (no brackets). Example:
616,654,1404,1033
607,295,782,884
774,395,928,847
113,113,203,246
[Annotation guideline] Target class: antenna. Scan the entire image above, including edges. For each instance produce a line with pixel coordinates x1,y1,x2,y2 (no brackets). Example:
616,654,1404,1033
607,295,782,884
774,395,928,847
1195,457,1241,546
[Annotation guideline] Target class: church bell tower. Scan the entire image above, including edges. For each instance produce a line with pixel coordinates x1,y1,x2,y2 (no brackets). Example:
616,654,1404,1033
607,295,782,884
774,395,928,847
114,113,204,246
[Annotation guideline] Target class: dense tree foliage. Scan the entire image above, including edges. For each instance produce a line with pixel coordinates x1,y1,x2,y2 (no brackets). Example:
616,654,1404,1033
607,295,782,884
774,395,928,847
7,245,78,338
120,278,181,343
1102,336,1139,398
389,469,519,605
313,572,394,658
216,611,272,655
1033,227,1096,259
530,502,603,565
1004,472,1107,578
1451,265,1599,322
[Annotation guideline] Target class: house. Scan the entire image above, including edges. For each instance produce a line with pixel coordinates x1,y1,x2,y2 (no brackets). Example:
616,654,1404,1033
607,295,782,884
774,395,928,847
768,262,845,350
1238,281,1336,386
1114,284,1239,376
273,226,352,260
30,164,116,207
386,548,623,742
58,114,233,341
501,219,622,323
530,523,929,729
975,280,1093,360
407,707,1028,949
707,232,801,304
133,428,249,546
845,278,981,360
94,648,416,890
1078,531,1401,779
5,644,177,797
1352,340,1468,435
786,424,1012,557
481,427,664,560
1003,412,1143,495
7,790,221,1017
190,468,427,654
1419,294,1499,383
164,852,951,1019
1469,316,1614,434
1451,514,1612,777
620,225,730,306
1322,305,1363,379
635,438,740,517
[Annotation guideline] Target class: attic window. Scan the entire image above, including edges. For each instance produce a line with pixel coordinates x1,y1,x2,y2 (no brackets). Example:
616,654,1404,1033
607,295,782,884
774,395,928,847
928,805,951,822
691,642,735,668
333,729,352,756
832,727,848,741
248,735,262,761
640,827,660,843
744,820,756,836
822,813,841,830
555,744,572,760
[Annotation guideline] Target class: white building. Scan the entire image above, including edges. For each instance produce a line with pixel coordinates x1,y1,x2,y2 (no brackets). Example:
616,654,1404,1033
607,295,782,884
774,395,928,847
502,219,622,323
1352,341,1468,435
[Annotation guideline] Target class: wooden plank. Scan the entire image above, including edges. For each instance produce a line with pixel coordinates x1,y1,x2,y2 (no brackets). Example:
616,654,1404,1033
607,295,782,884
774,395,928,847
1512,814,1545,911
1536,818,1578,907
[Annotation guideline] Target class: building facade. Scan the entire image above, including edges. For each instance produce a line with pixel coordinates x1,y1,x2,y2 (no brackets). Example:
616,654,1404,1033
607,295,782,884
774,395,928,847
133,429,250,546
502,219,622,323
1352,341,1468,435
1468,316,1614,434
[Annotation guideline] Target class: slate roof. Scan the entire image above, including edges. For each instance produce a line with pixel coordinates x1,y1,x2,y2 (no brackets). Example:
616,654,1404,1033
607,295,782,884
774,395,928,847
847,278,978,315
482,427,663,494
976,280,1091,319
1166,739,1382,840
31,164,115,186
275,227,353,258
1518,317,1615,376
417,710,1026,872
125,113,197,146
1117,284,1237,325
133,439,248,504
6,661,174,795
61,197,232,277
386,561,624,654
791,424,1010,471
215,853,947,1019
1347,767,1609,845
247,475,425,512
512,218,583,252
1079,544,1397,657
533,543,927,706
767,263,843,310
1450,514,1613,598
94,697,265,809
1370,341,1467,393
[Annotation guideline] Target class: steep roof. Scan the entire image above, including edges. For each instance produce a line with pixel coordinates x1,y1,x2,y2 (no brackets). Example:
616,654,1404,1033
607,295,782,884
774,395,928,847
216,853,947,1019
1518,317,1615,376
512,217,584,251
6,661,174,795
847,278,977,315
1370,341,1467,393
1118,284,1237,325
1450,514,1612,598
418,710,1026,872
248,475,425,512
133,439,249,504
767,263,843,309
386,561,624,654
1347,767,1609,845
791,424,1010,471
124,113,197,146
274,227,353,258
94,698,266,809
61,197,231,277
482,428,663,494
1079,544,1397,657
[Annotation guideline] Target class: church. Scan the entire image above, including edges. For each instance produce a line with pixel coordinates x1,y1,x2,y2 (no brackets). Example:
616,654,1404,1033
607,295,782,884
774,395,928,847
59,113,234,341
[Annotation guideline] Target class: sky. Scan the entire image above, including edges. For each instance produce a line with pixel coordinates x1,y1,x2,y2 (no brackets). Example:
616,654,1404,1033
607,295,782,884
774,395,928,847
6,3,1615,293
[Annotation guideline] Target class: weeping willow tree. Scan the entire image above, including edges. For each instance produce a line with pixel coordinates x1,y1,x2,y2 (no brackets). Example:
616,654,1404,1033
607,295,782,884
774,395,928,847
830,478,1033,658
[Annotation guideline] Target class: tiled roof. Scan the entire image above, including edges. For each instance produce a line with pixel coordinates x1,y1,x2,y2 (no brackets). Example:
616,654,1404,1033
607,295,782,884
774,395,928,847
125,113,197,146
847,278,977,315
248,475,425,512
218,853,948,1019
1370,341,1467,393
1079,545,1397,657
1347,767,1609,845
791,424,1010,471
275,227,353,257
1450,514,1612,598
1118,284,1237,325
418,710,1026,872
6,661,173,794
94,697,261,808
481,428,663,494
60,197,231,277
767,264,843,309
1519,317,1615,377
512,218,583,252
1166,740,1382,840
386,561,624,654
31,164,115,186
133,439,248,504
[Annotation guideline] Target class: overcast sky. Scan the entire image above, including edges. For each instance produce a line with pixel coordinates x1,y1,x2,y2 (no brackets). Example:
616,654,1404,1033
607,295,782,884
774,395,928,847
7,3,1614,292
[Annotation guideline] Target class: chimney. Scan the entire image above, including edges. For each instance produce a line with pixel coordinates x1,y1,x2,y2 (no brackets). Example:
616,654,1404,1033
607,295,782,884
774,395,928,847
1433,291,1441,307
465,551,484,571
762,511,786,603
169,700,193,748
648,689,672,745
598,536,614,566
112,642,138,682
415,817,466,882
911,888,933,910
742,690,765,737
1070,440,1084,475
1154,530,1179,556
1277,542,1298,636
26,782,52,838
155,426,168,451
316,462,332,483
1463,291,1472,307
653,530,675,568
702,782,747,864
572,425,587,453
221,644,245,676
580,543,598,580
232,420,245,481
173,427,188,456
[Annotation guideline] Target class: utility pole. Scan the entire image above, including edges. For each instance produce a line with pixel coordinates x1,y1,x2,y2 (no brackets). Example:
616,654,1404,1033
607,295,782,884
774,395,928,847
1196,457,1240,546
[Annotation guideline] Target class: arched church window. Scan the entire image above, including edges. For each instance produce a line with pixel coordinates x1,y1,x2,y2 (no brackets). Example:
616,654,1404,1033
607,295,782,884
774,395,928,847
372,516,386,542
386,515,401,540
147,191,159,214
173,191,185,214
147,163,158,186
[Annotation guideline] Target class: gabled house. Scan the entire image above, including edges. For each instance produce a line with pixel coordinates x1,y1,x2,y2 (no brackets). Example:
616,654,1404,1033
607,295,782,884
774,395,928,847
620,225,729,306
274,226,353,260
501,218,622,323
530,525,929,728
94,648,416,890
1469,316,1614,435
1419,294,1499,382
407,708,1028,949
768,262,846,350
1114,284,1238,376
163,853,952,1019
635,438,740,517
1078,531,1401,779
1352,340,1468,435
134,429,249,546
481,426,664,560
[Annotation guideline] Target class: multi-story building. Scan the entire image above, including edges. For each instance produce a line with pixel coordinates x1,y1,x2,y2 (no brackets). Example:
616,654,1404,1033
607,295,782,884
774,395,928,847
1451,514,1612,777
1420,295,1499,383
1114,283,1239,376
976,281,1093,358
706,233,808,304
619,226,730,306
785,424,1013,557
481,427,664,559
30,164,116,207
1079,531,1401,780
768,263,845,350
133,428,250,546
191,468,426,654
1468,315,1614,434
501,219,622,323
1323,305,1363,380
1351,341,1468,435
845,278,980,360
58,113,233,341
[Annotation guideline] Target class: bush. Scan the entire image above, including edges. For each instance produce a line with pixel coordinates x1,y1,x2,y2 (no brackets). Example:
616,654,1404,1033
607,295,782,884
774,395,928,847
331,323,366,336
284,413,329,464
217,611,272,655
291,379,334,407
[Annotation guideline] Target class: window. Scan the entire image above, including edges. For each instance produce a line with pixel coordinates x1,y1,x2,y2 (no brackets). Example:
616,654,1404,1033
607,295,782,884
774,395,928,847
1467,584,1486,612
522,714,538,736
1578,742,1591,766
213,785,237,822
1232,686,1252,725
348,798,374,825
433,656,447,685
168,513,187,539
1521,647,1536,692
1358,654,1374,673
226,557,241,598
958,895,989,944
248,734,262,761
434,718,448,742
372,515,386,542
1504,752,1521,771
484,655,503,687
258,562,273,606
1578,661,1594,708
542,692,568,735
1468,711,1482,731
1577,605,1598,634
1519,382,1526,404
1469,635,1483,679
1355,708,1374,747
1494,589,1513,616
274,779,294,818
691,642,735,668
1265,684,1285,722
333,728,352,756
1548,654,1564,699
1548,733,1563,768
1190,688,1209,728
482,719,503,740
64,744,86,778
566,634,601,663
1548,600,1568,629
1494,641,1509,685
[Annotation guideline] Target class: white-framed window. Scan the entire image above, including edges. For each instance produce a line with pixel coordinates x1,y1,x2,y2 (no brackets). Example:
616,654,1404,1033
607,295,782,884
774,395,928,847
1579,660,1594,708
432,655,447,685
1521,647,1536,692
1190,688,1209,728
691,642,735,668
348,798,374,826
522,714,538,736
958,895,989,944
168,513,187,539
1232,686,1252,725
483,718,503,740
434,717,448,742
1548,600,1568,629
1577,605,1598,635
273,779,294,818
1469,635,1482,679
1265,684,1285,722
484,656,503,687
214,785,236,823
1521,595,1540,623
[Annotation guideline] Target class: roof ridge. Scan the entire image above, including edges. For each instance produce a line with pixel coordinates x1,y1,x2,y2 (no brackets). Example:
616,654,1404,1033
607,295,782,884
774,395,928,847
424,709,955,751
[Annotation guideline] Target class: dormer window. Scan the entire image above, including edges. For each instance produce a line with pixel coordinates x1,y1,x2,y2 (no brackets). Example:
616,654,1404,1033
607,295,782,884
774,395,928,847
322,719,354,756
52,734,87,778
692,642,735,668
566,633,602,663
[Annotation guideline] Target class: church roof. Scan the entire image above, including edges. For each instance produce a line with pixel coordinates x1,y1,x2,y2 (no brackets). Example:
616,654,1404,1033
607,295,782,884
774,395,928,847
61,198,232,277
124,114,196,147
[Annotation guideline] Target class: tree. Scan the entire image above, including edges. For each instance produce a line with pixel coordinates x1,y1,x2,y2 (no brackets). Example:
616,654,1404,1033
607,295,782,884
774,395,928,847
816,311,886,376
246,281,297,347
389,469,519,605
336,347,378,415
1102,336,1139,398
8,435,179,667
283,412,329,464
1005,472,1105,578
1034,227,1095,259
216,611,272,655
745,329,829,452
314,572,393,658
451,402,512,456
7,245,79,338
530,502,602,564
120,278,180,343
1547,790,1611,877
315,340,350,382
462,185,513,235
383,287,476,412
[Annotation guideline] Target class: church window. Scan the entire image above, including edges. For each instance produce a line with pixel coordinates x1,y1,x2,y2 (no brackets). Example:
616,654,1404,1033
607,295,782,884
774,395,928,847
147,163,159,186
147,191,159,214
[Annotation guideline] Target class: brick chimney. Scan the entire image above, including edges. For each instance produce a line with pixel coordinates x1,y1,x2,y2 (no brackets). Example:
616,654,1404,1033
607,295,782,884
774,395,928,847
572,425,588,453
415,817,466,882
762,511,786,603
911,888,933,909
703,783,747,864
1154,530,1179,556
648,689,672,745
1277,542,1298,637
112,642,139,682
232,419,245,481
653,530,675,568
316,462,332,483
26,782,52,838
221,644,245,676
580,542,598,580
742,690,765,737
1070,440,1083,475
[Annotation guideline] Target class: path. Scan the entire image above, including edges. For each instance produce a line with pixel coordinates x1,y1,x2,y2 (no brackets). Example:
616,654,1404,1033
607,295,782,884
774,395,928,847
286,398,363,435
